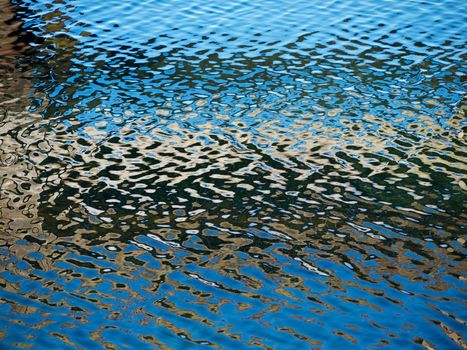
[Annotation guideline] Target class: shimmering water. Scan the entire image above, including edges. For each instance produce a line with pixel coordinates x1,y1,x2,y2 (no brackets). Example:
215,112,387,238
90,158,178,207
1,0,466,348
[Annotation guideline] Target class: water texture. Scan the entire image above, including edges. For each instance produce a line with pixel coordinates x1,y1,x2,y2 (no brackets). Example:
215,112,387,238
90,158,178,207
0,0,466,348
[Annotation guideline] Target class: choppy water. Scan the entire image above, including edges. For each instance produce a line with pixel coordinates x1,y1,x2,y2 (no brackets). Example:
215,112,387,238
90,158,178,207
1,0,466,348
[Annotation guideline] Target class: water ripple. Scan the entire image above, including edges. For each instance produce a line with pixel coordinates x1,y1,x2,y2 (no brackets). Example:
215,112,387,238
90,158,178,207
0,0,466,348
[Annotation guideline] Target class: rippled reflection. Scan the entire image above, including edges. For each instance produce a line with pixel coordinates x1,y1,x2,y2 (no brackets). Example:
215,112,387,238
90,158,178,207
1,0,466,348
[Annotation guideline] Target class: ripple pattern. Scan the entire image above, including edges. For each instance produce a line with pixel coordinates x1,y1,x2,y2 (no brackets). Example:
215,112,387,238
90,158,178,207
0,0,466,349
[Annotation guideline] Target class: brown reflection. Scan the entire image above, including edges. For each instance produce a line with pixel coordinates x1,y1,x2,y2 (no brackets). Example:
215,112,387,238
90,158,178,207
0,0,26,63
0,0,41,235
25,95,466,289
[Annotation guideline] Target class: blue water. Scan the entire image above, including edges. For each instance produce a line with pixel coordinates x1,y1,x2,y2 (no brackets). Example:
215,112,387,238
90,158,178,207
0,0,466,348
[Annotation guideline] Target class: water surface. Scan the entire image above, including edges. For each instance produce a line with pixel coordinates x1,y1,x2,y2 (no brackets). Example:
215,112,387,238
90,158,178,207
0,0,466,349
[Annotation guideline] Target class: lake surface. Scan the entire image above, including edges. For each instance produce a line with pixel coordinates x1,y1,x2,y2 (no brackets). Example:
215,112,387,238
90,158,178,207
0,0,466,348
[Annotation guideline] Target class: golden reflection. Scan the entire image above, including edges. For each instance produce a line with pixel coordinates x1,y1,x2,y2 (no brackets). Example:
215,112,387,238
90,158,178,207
0,0,45,245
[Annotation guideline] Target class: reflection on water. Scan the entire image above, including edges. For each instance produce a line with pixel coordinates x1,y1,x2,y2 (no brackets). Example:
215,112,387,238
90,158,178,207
0,0,466,348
